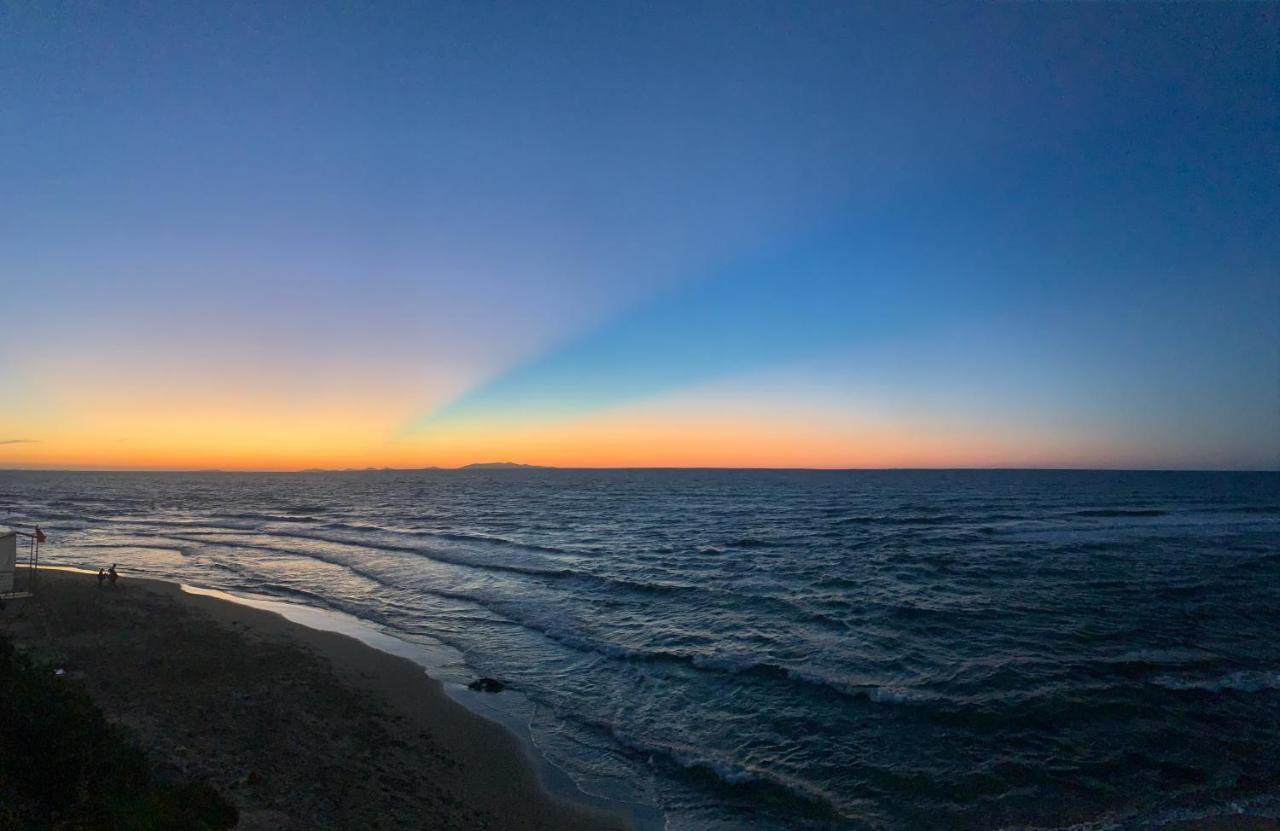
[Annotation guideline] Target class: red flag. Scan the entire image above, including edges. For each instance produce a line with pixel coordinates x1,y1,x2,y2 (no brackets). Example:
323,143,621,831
34,526,46,543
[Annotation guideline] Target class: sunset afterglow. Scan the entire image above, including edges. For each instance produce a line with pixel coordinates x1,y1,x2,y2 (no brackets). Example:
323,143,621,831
2,2,1276,471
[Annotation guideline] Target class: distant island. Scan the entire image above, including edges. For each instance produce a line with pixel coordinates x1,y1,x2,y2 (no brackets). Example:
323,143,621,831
457,462,552,470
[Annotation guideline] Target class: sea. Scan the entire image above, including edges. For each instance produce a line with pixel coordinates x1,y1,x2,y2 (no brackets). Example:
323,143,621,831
2,469,1278,830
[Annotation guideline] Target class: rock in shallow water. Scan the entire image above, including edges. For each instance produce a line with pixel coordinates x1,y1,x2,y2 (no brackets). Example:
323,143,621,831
467,678,505,693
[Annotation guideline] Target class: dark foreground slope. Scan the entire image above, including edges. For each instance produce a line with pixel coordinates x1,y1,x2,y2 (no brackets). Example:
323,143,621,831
0,631,237,830
0,571,625,831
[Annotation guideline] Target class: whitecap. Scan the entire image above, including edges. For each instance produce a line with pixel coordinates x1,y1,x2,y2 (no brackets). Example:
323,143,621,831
1152,669,1280,693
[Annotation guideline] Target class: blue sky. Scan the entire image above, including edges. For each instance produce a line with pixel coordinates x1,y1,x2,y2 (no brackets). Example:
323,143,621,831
1,1,1276,469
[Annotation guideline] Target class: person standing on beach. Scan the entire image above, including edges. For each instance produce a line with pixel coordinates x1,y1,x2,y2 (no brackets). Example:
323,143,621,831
108,564,118,587
97,568,106,588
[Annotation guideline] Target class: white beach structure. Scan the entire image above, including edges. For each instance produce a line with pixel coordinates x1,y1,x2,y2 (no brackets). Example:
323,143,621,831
0,526,16,594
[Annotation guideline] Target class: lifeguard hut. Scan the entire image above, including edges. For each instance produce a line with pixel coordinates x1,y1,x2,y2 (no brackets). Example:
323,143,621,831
0,525,41,598
0,526,19,595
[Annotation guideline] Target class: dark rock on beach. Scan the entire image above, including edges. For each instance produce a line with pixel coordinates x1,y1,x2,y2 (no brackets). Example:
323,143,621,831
467,678,505,693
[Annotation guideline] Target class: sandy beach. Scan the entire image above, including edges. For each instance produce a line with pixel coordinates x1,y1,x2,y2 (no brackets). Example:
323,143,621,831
0,569,627,830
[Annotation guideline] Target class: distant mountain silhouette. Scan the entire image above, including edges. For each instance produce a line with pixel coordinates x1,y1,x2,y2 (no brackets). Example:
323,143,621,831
458,462,551,470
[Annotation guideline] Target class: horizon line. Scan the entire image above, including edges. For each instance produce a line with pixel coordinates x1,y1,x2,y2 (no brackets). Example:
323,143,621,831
1,465,1277,474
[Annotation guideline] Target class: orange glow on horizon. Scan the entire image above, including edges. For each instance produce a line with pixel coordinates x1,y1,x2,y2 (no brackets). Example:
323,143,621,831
1,396,1142,472
0,357,1179,471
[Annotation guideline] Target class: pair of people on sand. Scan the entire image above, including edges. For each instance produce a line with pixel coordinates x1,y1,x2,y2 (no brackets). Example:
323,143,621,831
96,564,119,588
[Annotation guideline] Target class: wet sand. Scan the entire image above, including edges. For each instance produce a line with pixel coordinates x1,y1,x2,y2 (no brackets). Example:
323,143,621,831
0,570,627,830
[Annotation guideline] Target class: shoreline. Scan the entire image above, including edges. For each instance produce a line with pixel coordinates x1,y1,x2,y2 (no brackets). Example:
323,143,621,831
176,579,664,830
14,557,1271,831
2,568,638,830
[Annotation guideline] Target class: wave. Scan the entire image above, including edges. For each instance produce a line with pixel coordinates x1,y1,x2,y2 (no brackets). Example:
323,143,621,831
862,685,936,705
995,793,1280,831
102,534,670,654
73,541,193,557
669,751,760,786
1072,509,1167,518
317,521,577,556
3,510,88,523
1152,669,1280,693
93,540,512,633
1193,504,1280,516
80,525,845,651
91,517,265,532
74,514,579,558
781,666,940,705
157,523,846,627
210,511,324,524
1091,649,1222,675
836,514,967,527
282,504,329,515
137,535,420,601
506,637,929,707
159,529,579,580
255,583,332,605
727,537,781,549
606,728,844,819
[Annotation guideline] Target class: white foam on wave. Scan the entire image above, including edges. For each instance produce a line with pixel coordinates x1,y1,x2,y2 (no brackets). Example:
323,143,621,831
865,685,933,705
608,725,853,819
781,666,941,705
668,749,761,785
1152,669,1280,693
995,792,1280,831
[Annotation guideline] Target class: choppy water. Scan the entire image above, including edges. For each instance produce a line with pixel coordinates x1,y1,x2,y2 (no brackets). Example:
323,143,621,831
3,469,1278,829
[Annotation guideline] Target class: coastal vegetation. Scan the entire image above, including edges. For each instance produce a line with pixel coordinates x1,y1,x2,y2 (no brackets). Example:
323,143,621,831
0,633,237,830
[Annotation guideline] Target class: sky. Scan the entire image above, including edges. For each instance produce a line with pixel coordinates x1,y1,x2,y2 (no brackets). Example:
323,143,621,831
1,1,1276,470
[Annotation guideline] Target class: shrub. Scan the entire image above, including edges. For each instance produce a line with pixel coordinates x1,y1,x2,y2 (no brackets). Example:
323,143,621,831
0,635,238,829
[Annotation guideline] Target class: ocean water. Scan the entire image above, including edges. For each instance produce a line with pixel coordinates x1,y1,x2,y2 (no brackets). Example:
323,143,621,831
2,469,1278,829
